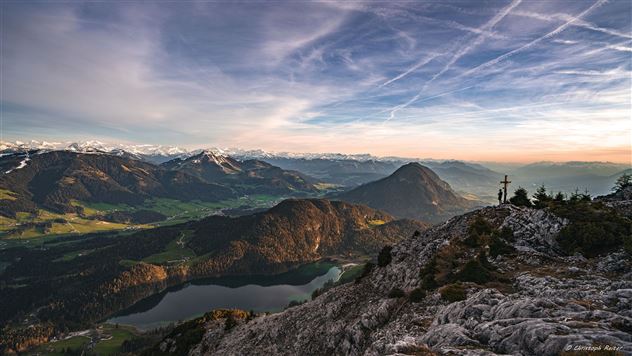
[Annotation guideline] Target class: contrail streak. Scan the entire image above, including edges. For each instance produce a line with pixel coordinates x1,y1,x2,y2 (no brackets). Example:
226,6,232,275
461,0,609,78
380,54,439,87
385,0,522,121
384,85,475,122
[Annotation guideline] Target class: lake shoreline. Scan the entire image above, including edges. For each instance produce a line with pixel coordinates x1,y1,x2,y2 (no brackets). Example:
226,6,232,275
106,259,350,330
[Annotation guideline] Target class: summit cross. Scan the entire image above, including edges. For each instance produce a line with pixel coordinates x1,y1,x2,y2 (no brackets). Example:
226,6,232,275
500,175,511,204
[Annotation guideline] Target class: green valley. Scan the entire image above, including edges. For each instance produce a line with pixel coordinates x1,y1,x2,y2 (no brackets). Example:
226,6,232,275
0,195,286,240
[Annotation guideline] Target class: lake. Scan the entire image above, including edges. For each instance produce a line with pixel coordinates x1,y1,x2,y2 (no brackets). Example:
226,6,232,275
108,263,341,330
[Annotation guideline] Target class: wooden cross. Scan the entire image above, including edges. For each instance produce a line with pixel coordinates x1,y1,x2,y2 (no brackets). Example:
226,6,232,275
500,175,511,203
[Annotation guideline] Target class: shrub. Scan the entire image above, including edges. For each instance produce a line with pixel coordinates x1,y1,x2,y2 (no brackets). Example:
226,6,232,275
552,201,632,257
439,283,467,302
355,262,375,283
613,173,631,192
388,288,405,298
554,191,566,202
224,314,237,331
463,234,480,247
286,300,304,309
497,226,515,242
558,222,628,258
489,234,516,257
311,279,335,300
510,187,533,207
408,287,426,303
377,245,393,267
568,189,591,203
455,257,492,284
468,216,493,237
419,257,438,290
464,216,493,247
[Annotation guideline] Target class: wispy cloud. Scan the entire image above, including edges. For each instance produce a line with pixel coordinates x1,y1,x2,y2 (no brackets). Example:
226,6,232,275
1,0,630,162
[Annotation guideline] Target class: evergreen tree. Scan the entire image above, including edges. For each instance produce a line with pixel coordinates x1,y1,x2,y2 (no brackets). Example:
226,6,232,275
224,314,237,331
509,187,532,207
553,191,566,203
377,245,393,267
613,173,632,192
533,184,552,209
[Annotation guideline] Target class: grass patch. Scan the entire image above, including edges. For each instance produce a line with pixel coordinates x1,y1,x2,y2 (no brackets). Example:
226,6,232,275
142,231,196,265
0,188,17,201
0,208,148,240
35,335,90,355
367,219,386,227
92,324,138,355
313,183,340,191
439,283,467,302
2,195,284,240
119,259,140,267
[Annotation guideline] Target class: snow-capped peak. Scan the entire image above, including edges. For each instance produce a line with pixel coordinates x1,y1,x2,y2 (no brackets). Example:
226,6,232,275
0,140,192,160
194,149,238,167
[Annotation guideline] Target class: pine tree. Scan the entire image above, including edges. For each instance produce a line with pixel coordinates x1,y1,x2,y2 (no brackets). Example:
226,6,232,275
613,173,632,192
533,184,551,209
509,187,533,207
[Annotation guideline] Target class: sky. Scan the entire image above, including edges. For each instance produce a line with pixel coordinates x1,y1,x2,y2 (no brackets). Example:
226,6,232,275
1,0,631,163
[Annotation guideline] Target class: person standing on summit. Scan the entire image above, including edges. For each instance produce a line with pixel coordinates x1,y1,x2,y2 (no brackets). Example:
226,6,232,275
498,189,503,205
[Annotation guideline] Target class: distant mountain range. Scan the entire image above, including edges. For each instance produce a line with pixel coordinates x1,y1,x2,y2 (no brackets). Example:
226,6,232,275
509,162,631,197
2,140,629,199
0,150,319,218
258,156,401,186
0,140,191,163
0,151,234,217
334,163,481,223
162,151,318,195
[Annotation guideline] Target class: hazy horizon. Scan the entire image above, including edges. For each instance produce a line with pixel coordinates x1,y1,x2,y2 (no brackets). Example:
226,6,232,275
2,137,632,166
1,1,631,163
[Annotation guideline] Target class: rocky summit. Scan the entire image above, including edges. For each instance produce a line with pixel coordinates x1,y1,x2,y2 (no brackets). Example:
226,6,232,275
154,200,631,356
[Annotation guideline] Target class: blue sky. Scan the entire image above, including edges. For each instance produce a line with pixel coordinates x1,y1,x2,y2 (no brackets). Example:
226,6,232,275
1,0,631,162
